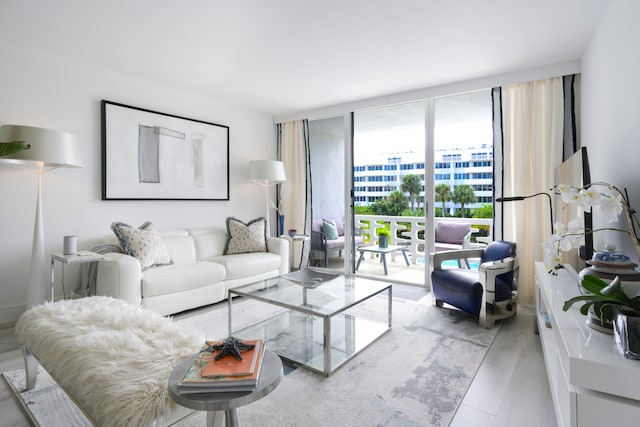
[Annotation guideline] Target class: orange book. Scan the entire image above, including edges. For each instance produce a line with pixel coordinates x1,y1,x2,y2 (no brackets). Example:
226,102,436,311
201,339,263,378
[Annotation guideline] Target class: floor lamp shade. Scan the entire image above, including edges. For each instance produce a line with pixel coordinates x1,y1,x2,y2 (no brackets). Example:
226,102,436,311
0,125,81,169
249,160,286,237
249,160,286,185
0,125,81,309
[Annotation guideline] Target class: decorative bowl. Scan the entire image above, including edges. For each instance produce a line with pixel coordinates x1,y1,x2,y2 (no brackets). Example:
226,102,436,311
288,229,297,238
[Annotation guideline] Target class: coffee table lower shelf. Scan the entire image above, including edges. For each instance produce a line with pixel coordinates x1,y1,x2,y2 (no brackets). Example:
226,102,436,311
232,310,390,376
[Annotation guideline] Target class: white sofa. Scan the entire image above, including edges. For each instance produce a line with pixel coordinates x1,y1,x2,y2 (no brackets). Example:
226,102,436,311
95,227,289,316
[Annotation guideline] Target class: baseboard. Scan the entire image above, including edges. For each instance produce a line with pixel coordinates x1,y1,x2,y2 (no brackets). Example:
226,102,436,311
0,303,25,327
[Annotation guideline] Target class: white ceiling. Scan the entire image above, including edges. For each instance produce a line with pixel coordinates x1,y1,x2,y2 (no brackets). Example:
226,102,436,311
0,0,609,116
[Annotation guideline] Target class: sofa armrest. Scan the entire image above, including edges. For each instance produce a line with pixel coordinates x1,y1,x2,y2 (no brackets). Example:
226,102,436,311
267,236,289,274
95,252,143,305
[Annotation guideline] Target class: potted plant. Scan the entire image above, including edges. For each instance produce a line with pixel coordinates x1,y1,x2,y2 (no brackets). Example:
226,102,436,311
0,141,30,157
377,228,391,248
563,274,640,324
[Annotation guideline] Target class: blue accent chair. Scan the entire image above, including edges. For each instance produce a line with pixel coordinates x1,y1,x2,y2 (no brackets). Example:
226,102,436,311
430,241,518,328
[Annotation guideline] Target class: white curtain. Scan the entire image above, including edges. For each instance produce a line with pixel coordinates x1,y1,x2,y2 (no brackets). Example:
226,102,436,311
501,78,564,306
278,120,311,270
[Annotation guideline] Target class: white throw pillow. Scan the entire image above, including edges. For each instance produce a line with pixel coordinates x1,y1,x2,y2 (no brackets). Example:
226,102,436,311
111,221,173,270
224,217,267,255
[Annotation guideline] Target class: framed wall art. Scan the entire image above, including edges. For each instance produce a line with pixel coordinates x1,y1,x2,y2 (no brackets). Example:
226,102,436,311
101,100,229,200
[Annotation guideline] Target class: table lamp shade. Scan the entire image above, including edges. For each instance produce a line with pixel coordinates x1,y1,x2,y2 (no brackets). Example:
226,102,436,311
0,125,81,168
249,160,286,186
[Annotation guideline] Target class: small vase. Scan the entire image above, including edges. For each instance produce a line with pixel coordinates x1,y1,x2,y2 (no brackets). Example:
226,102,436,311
279,214,285,237
379,235,388,248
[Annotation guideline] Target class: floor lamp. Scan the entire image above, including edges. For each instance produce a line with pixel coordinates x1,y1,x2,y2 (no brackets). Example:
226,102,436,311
496,192,554,233
249,160,286,236
0,125,81,309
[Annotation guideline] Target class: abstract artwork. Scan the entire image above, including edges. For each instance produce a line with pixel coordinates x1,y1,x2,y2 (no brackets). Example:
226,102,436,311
101,100,229,200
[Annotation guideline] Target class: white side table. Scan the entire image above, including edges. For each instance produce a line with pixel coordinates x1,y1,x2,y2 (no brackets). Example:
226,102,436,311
280,235,310,271
50,251,105,301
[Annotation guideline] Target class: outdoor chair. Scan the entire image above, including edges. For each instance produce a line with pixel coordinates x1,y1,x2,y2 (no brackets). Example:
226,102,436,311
430,240,518,328
434,221,472,252
310,218,364,267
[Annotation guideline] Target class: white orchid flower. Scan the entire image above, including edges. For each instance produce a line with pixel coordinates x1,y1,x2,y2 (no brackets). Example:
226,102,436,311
578,187,602,209
597,193,624,223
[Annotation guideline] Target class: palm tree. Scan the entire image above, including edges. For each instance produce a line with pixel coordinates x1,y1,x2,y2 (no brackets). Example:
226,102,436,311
400,174,422,212
435,183,451,217
452,184,477,217
387,190,409,215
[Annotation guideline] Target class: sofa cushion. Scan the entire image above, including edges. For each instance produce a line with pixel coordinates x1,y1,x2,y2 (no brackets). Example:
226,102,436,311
207,252,281,281
190,228,227,259
141,261,226,297
111,221,173,270
160,232,196,263
322,219,339,240
224,217,267,255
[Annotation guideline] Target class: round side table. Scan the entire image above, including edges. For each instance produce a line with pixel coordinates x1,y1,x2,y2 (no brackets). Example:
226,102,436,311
168,349,283,427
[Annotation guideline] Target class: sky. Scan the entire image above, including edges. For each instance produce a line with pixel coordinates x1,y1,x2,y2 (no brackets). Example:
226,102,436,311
353,89,493,164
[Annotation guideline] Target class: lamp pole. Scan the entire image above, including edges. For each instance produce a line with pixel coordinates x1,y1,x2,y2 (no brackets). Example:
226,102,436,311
496,192,554,233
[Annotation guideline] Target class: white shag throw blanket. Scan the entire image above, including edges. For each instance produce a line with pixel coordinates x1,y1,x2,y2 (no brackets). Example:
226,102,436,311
15,296,204,427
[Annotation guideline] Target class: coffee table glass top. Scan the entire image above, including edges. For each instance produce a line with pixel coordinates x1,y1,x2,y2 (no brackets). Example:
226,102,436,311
228,273,391,375
229,273,389,316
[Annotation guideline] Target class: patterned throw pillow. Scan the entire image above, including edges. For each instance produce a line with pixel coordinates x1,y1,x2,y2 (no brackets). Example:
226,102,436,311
224,217,267,255
111,221,173,270
322,219,339,240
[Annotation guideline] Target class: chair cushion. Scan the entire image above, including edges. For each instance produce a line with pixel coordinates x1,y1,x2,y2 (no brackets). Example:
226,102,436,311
323,219,339,240
431,269,483,315
481,241,517,285
224,217,267,255
435,222,470,244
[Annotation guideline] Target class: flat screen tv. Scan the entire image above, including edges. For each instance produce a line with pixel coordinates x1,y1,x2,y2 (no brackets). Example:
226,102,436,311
554,146,593,272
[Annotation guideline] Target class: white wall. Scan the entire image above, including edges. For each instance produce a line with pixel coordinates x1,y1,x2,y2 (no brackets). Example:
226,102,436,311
0,43,275,323
581,0,640,264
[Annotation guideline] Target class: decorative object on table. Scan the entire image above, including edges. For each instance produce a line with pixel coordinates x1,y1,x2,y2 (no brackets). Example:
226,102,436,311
543,182,640,275
563,272,640,334
63,236,77,256
281,268,342,287
101,100,229,201
279,214,285,237
0,125,81,309
206,337,256,361
613,307,640,359
288,228,297,238
249,159,286,236
178,339,265,394
377,228,391,248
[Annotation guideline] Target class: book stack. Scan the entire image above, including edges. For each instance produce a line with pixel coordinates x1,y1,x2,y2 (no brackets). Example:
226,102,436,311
177,339,265,394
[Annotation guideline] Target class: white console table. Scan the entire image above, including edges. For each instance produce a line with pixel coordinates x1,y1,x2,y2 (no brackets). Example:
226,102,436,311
535,262,640,427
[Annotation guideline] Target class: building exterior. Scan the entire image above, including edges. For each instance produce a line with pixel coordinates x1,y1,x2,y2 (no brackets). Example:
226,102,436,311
354,144,493,215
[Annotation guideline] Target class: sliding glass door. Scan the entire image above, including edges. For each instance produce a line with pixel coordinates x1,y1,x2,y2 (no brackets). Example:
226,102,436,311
306,89,494,288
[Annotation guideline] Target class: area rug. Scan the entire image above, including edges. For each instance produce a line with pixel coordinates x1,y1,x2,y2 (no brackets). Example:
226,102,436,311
4,286,499,426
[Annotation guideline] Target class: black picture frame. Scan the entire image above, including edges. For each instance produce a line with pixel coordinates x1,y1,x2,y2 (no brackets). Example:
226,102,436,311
101,100,229,200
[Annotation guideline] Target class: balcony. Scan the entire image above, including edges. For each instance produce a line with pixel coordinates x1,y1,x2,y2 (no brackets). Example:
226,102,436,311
320,215,493,286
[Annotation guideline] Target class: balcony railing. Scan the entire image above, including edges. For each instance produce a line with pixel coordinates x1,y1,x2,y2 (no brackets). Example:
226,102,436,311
354,214,493,264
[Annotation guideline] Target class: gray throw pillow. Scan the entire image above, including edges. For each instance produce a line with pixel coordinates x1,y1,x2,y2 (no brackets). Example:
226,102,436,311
224,217,267,255
111,221,173,270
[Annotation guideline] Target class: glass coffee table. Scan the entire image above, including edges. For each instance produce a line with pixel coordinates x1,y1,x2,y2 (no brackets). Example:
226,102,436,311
227,273,391,376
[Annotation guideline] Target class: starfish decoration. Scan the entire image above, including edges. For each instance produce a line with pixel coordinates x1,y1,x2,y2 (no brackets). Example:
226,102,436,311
205,337,255,361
